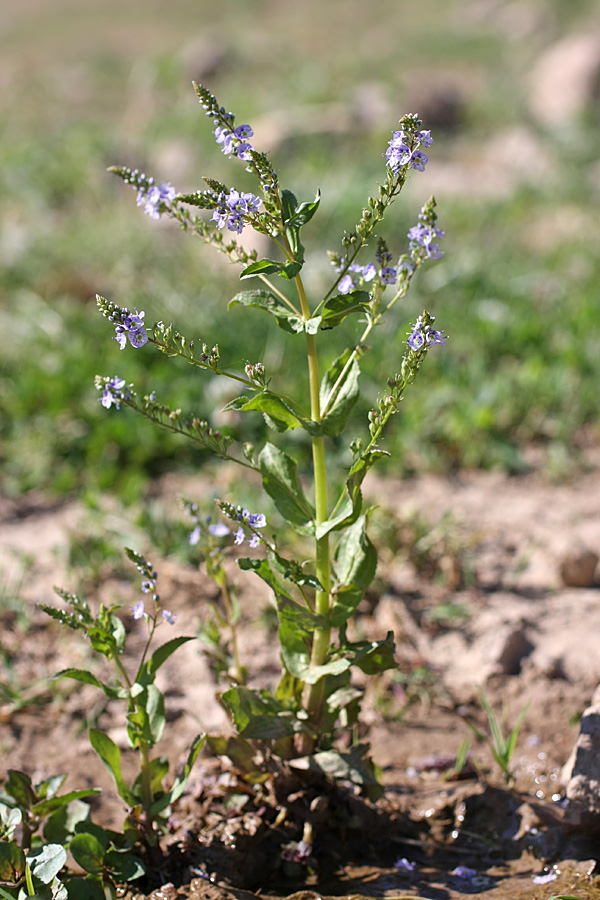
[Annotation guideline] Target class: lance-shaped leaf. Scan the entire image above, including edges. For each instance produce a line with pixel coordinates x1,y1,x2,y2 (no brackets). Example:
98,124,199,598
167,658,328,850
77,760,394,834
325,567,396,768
316,447,389,539
127,682,165,746
239,258,303,281
149,733,206,815
224,392,320,435
229,289,304,334
320,351,360,438
88,730,136,807
330,515,377,627
258,442,315,535
320,291,370,330
141,636,195,681
220,687,300,740
53,668,128,700
238,557,328,678
344,632,397,674
27,844,67,885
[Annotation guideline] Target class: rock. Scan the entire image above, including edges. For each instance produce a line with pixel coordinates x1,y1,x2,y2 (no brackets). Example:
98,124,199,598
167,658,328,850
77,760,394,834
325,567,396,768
559,546,599,587
564,700,600,829
494,622,535,676
528,33,600,125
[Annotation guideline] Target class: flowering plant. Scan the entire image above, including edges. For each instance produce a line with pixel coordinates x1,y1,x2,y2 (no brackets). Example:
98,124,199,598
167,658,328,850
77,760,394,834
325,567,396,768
94,83,446,792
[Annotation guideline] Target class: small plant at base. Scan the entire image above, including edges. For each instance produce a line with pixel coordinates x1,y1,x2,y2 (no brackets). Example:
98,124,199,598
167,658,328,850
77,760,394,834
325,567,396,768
40,548,206,871
464,687,529,786
93,83,447,796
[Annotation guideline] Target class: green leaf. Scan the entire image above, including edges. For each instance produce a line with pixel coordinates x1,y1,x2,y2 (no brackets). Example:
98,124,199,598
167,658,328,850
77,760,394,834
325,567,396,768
319,351,360,437
221,687,299,740
144,637,194,680
316,447,389,539
266,548,324,592
104,848,145,882
27,844,67,884
88,730,135,807
238,557,327,678
69,833,105,876
330,515,377,626
239,259,302,281
258,443,315,535
224,393,319,435
286,189,321,228
127,682,165,746
149,734,206,815
4,771,36,811
346,633,397,674
54,669,127,700
0,841,25,886
43,799,92,845
320,291,370,330
228,289,304,334
32,788,102,821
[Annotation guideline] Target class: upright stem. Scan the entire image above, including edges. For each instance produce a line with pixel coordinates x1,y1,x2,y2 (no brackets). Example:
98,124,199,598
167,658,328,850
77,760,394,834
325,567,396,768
295,274,331,754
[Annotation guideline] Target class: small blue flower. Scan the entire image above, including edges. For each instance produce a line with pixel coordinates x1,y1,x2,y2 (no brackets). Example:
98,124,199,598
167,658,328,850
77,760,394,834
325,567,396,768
100,376,126,409
112,307,149,350
407,326,425,351
248,533,261,549
189,525,201,546
208,522,230,537
136,181,176,219
132,600,145,620
162,609,177,625
409,149,428,171
233,526,245,545
381,267,397,284
394,858,416,871
451,866,476,879
247,513,266,528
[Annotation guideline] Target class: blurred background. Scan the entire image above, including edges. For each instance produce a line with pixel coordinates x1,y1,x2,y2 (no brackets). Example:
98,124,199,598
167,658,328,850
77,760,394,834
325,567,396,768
2,0,600,504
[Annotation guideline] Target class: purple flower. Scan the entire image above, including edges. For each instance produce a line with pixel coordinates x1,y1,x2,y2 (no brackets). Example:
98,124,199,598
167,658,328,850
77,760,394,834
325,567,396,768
211,189,261,234
247,513,266,528
100,376,126,409
248,533,261,549
381,267,397,284
394,857,416,872
407,326,425,351
162,609,177,625
532,871,557,885
338,273,355,294
409,149,428,171
417,129,434,147
132,600,145,620
136,181,176,219
451,866,476,879
233,527,245,545
208,522,230,537
235,124,254,140
427,329,448,346
189,525,201,546
112,307,149,350
141,581,154,593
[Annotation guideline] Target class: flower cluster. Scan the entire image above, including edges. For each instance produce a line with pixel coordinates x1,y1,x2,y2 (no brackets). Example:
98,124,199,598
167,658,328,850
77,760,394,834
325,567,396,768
217,502,267,549
407,315,448,351
136,179,176,219
214,121,255,161
106,306,149,350
97,375,129,409
211,189,262,234
127,549,176,625
385,120,433,175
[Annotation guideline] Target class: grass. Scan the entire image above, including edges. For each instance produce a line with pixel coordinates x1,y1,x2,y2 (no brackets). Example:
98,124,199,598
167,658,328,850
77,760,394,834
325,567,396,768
1,0,599,504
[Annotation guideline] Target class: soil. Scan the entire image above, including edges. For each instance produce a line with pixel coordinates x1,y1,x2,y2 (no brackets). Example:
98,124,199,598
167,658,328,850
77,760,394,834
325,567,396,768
2,467,600,900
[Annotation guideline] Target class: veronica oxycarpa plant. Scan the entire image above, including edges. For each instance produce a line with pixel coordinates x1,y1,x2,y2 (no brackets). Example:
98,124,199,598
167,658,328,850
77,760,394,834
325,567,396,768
93,82,447,793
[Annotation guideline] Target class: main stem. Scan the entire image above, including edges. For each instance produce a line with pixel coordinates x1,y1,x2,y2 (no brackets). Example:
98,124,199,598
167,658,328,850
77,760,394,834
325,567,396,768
295,274,331,755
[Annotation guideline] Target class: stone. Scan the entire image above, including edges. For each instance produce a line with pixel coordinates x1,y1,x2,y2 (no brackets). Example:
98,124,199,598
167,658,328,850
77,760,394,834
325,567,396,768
559,546,599,588
564,700,600,829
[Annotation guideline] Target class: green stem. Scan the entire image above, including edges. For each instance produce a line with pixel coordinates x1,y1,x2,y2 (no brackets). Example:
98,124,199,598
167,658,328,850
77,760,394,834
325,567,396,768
220,578,244,684
294,272,332,754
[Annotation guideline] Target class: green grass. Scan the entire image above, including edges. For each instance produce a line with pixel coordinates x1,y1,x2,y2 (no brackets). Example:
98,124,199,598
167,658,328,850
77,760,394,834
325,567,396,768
1,0,599,503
